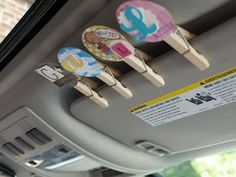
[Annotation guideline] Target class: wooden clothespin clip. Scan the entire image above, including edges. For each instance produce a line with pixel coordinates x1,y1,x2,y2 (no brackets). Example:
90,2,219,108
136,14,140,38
73,80,109,108
164,26,209,70
116,0,209,71
58,47,133,99
109,39,165,87
97,67,133,99
82,25,164,86
35,64,108,108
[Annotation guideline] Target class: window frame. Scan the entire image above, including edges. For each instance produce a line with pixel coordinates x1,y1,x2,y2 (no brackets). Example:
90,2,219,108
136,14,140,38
0,0,69,71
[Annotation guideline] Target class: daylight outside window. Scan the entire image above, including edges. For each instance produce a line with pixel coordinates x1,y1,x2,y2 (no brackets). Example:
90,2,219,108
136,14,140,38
0,0,33,43
154,151,236,177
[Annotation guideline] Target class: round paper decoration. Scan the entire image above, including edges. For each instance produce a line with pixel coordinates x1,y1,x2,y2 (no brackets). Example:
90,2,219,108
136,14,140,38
116,0,175,42
82,25,129,62
58,47,103,77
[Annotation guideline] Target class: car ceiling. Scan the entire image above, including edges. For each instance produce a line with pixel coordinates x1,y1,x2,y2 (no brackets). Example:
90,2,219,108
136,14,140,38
0,0,236,177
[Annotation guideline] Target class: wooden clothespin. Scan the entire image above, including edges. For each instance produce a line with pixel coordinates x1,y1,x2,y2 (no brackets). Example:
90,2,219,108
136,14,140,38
109,39,165,87
35,64,108,108
116,0,209,71
58,47,133,99
97,67,133,99
164,26,209,70
73,80,109,108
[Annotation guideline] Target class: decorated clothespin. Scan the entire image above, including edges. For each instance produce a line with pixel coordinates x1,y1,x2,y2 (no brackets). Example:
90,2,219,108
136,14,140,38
35,64,109,108
116,0,210,70
58,47,133,99
82,25,164,87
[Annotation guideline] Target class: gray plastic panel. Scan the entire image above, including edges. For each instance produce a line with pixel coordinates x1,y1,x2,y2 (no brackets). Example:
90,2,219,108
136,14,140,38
71,17,236,153
0,107,101,174
1,0,236,175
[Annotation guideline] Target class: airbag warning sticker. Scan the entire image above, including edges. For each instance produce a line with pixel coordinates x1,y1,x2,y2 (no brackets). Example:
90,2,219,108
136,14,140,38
130,67,236,126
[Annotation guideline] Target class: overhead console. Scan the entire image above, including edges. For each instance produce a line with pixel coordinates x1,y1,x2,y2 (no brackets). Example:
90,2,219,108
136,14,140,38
0,107,101,172
0,164,15,177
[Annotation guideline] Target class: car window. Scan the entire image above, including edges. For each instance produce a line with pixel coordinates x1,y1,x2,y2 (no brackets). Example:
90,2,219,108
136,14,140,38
0,0,33,43
158,151,236,177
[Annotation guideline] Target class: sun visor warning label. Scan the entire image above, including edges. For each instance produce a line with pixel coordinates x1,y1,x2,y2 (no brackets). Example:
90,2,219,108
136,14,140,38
130,67,236,126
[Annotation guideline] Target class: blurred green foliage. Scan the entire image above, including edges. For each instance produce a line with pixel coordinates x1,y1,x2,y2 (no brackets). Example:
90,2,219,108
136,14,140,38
160,151,236,177
160,161,200,177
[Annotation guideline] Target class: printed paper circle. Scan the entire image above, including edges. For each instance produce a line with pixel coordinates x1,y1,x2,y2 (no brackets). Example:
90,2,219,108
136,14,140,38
58,47,103,77
116,0,175,42
82,25,128,62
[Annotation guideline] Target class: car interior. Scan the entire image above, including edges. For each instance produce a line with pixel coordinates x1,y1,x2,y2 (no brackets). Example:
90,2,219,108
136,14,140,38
1,0,236,177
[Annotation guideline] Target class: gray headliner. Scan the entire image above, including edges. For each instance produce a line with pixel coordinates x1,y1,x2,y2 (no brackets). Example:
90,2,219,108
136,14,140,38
1,0,236,176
